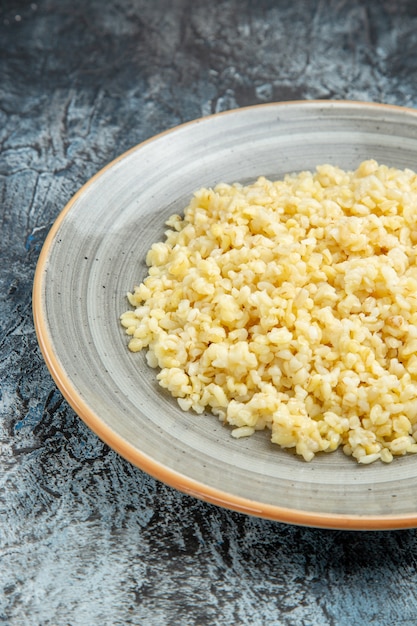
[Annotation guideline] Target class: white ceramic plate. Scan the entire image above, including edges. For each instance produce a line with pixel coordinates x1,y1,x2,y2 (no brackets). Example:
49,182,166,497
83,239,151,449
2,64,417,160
34,101,417,530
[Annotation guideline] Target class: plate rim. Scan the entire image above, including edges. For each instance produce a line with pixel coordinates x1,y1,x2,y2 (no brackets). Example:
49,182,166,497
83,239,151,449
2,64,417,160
33,99,417,530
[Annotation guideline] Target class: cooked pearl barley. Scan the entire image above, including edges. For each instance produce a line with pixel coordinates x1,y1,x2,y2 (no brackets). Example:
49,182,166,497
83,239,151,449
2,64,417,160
121,160,417,463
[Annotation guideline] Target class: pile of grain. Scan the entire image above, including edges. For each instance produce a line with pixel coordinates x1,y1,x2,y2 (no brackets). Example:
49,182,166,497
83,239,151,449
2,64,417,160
121,160,417,463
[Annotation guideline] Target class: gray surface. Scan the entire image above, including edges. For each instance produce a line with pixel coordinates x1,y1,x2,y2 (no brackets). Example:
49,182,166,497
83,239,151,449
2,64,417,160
3,0,417,624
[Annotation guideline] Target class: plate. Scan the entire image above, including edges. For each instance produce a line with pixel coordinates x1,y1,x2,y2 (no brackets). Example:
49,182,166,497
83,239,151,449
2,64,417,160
33,101,417,530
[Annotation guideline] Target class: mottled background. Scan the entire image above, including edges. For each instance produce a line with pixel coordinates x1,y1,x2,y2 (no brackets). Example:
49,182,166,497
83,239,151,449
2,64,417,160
3,1,417,624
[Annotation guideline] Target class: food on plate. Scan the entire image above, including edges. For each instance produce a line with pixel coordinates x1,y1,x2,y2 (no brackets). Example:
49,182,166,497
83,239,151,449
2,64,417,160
121,160,417,464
